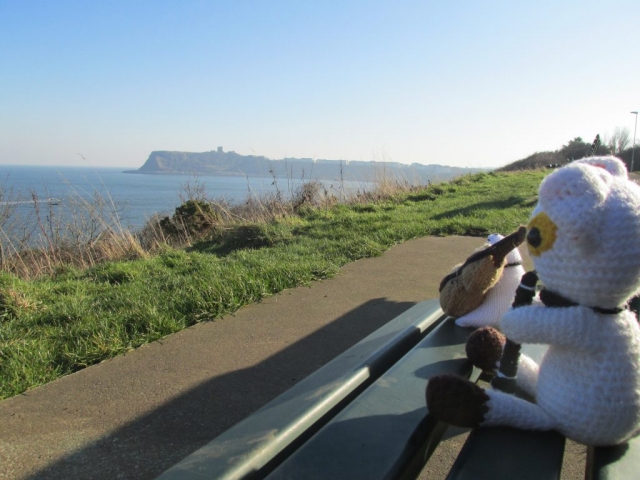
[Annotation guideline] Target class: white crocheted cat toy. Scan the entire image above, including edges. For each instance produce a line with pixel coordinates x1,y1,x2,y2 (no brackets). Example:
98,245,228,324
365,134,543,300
454,233,526,328
427,156,640,446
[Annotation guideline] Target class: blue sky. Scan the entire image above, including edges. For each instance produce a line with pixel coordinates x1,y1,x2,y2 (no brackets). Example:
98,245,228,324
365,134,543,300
1,1,638,169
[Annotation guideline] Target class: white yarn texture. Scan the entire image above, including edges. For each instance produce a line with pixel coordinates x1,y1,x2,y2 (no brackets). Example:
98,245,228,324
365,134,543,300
483,157,640,446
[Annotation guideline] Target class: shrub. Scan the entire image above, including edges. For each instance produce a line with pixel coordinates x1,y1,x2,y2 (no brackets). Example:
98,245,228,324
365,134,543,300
159,200,220,239
292,181,324,211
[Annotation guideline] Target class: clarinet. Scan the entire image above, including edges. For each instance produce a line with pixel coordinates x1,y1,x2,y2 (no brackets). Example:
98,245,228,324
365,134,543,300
490,270,539,393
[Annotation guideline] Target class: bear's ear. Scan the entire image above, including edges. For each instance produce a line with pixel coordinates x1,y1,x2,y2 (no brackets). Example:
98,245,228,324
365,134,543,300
574,156,627,178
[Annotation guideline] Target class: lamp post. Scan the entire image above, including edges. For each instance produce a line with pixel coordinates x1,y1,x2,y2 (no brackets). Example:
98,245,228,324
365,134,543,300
632,111,638,173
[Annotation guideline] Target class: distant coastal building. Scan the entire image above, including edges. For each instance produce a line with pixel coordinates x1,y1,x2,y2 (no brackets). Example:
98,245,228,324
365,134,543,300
217,147,223,153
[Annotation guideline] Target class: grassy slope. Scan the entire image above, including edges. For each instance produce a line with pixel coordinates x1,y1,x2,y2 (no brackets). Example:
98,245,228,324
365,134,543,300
0,170,545,399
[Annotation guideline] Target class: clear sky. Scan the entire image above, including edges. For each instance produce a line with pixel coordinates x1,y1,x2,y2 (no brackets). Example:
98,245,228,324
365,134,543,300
1,1,639,169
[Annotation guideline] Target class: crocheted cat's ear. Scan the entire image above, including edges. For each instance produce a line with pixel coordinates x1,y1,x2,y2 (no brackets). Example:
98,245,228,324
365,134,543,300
574,156,627,178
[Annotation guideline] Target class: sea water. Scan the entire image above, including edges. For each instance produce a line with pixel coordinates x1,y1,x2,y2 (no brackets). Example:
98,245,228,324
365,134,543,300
0,165,366,232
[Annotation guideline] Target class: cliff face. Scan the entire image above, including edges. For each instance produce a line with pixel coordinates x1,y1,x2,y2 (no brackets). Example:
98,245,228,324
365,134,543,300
137,152,167,173
126,150,487,183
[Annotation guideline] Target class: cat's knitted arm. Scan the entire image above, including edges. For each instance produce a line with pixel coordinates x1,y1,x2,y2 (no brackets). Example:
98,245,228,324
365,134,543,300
500,305,598,350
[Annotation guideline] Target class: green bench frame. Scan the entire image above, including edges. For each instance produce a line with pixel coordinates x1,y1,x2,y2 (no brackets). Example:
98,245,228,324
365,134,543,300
157,299,639,479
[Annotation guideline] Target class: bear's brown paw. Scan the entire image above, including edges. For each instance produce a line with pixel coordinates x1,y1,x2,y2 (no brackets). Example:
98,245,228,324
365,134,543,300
465,326,506,372
426,374,490,428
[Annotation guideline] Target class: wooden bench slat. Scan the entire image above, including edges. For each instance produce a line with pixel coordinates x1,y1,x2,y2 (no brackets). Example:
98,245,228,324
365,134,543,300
157,300,446,480
266,317,474,480
586,436,640,480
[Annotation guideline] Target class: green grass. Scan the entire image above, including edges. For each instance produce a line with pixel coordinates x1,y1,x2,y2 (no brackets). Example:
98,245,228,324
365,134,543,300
0,170,546,399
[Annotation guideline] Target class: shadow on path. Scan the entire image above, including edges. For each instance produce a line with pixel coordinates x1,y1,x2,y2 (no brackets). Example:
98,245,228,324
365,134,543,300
29,298,415,480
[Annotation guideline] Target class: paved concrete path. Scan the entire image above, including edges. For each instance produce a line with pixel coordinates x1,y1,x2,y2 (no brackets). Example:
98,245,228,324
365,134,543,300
1,236,486,480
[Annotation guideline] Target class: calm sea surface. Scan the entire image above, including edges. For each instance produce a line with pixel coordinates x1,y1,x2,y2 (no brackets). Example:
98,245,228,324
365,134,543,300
0,165,366,231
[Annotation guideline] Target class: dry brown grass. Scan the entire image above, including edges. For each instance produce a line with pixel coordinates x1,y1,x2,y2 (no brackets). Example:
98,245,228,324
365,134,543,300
0,169,432,279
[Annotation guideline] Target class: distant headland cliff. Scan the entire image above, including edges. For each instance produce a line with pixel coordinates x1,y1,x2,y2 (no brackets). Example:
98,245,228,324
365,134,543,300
124,147,486,183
